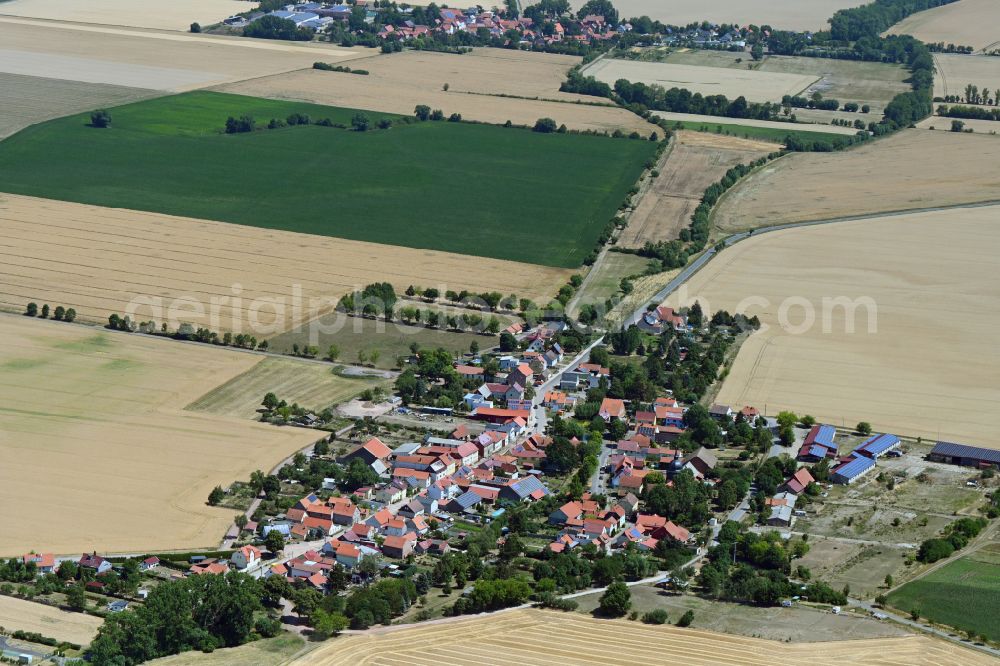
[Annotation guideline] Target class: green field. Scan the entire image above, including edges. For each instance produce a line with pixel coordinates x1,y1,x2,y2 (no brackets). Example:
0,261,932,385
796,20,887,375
887,547,1000,641
664,119,852,145
0,91,655,268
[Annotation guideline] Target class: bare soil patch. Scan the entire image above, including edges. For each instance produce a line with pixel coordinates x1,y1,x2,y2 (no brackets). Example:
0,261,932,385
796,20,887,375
582,59,818,103
293,607,990,665
0,595,103,645
220,49,660,135
0,72,160,139
713,130,1000,233
668,205,1000,447
620,131,774,248
0,194,568,335
0,315,316,555
886,0,1000,52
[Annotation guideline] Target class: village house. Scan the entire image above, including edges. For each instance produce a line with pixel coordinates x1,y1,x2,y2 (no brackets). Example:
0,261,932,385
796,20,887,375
21,553,55,575
231,545,261,570
79,553,112,575
382,533,417,559
598,397,627,421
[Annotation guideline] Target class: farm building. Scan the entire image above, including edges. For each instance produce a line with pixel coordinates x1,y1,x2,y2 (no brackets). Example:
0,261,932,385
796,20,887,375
798,424,838,461
853,433,901,459
928,441,1000,468
831,453,876,485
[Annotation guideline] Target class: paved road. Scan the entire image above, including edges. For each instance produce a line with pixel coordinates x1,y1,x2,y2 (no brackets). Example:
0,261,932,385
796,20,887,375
623,199,1000,329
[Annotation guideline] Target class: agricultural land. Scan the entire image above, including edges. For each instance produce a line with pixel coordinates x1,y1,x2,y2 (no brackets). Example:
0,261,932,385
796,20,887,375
931,53,1000,100
0,594,103,645
0,91,656,268
887,543,1000,642
294,608,991,666
712,130,1000,233
185,357,391,419
568,0,869,32
581,59,818,103
618,130,775,248
0,194,567,333
667,205,1000,446
654,111,860,138
0,0,248,31
219,48,661,135
885,0,1000,52
0,314,316,555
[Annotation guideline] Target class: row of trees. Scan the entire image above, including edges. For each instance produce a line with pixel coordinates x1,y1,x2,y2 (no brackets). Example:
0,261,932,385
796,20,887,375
24,302,76,322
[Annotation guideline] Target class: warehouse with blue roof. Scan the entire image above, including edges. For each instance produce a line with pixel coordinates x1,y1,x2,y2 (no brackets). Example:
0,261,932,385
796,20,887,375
798,424,839,462
929,442,1000,468
854,433,901,459
831,453,876,485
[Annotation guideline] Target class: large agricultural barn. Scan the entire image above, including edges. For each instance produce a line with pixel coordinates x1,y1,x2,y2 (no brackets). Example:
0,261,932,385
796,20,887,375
928,442,1000,468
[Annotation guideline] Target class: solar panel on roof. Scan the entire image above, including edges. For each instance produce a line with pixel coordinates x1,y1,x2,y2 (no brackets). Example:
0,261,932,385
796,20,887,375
833,454,875,479
932,442,1000,464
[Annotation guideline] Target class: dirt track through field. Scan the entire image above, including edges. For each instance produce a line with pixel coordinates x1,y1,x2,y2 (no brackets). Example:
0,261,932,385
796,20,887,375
931,53,1000,100
0,315,317,555
712,129,1000,233
667,205,1000,447
292,608,991,665
619,131,774,247
219,48,661,135
0,194,569,335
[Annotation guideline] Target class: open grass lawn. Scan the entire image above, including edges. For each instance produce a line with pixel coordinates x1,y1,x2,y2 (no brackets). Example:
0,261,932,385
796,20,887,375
664,119,851,144
0,91,655,268
887,547,1000,641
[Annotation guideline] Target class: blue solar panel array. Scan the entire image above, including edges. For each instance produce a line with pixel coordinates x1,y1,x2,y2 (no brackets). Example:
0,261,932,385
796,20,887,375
833,453,875,481
813,424,836,446
932,442,1000,465
855,433,900,457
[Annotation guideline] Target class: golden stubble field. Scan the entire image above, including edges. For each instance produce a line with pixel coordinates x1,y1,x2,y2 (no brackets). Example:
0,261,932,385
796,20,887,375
886,0,1000,52
569,0,867,32
619,131,775,248
0,18,365,91
292,608,991,666
0,194,569,335
0,0,246,31
581,59,818,103
220,48,662,135
0,595,104,645
932,53,1000,100
667,206,1000,447
0,315,318,555
712,129,1000,233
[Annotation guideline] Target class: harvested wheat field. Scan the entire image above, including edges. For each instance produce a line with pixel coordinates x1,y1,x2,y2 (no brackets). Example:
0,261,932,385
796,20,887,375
581,59,817,103
186,357,389,419
0,72,160,139
667,206,1000,447
0,315,318,555
293,608,990,666
712,129,1000,233
886,0,1000,52
619,131,775,248
932,53,1000,100
918,116,1000,134
0,595,104,645
0,0,246,31
0,194,568,335
570,0,865,31
219,50,659,135
0,18,364,92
